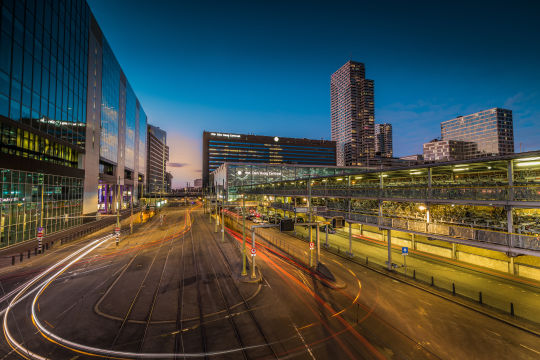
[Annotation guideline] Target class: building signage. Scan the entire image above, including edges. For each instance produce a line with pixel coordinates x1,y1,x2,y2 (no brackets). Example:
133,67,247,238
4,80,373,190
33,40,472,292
210,132,241,138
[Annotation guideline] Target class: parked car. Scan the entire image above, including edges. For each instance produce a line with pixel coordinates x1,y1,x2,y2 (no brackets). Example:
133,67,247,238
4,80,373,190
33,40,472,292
320,225,336,234
296,217,305,223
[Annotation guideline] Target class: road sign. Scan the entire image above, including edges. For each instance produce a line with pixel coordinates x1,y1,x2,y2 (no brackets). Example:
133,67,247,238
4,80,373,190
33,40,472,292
309,242,315,250
251,248,256,256
402,247,408,255
37,227,43,253
294,207,308,213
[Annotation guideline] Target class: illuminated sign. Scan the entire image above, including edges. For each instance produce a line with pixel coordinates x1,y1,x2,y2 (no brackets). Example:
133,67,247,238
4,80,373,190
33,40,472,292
210,132,241,138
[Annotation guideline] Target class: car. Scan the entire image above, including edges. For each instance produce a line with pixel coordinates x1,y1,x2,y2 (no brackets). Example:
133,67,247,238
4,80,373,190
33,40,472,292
296,217,305,223
320,225,336,234
252,217,262,223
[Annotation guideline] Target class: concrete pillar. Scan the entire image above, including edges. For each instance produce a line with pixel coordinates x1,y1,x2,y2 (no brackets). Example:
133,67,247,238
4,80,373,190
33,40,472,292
387,229,392,271
452,242,457,260
411,233,416,250
347,176,351,219
509,256,515,275
359,224,363,236
428,167,432,197
316,225,320,265
348,222,353,256
325,223,328,247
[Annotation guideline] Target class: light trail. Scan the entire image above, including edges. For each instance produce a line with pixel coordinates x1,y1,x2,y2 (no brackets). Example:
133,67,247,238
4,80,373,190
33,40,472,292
7,204,276,359
3,234,115,360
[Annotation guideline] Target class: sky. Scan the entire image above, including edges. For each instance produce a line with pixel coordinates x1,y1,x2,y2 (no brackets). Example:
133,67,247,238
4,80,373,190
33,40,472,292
87,0,540,188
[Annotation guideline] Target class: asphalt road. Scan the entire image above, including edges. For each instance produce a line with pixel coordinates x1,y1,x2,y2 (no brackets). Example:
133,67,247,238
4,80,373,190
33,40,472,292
291,225,540,323
0,204,539,359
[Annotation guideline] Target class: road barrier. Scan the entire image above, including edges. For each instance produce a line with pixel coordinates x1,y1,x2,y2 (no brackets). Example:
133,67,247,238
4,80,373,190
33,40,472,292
0,207,149,267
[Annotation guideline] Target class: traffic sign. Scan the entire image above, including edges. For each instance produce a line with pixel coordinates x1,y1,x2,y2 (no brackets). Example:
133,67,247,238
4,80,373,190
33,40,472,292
251,248,256,256
37,227,43,253
309,242,315,250
402,247,408,255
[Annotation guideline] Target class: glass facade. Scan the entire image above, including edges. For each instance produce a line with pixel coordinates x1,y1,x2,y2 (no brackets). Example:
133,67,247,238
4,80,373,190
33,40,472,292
125,83,135,170
441,108,514,157
138,107,147,178
99,40,119,163
1,168,83,247
212,162,360,198
1,121,78,167
0,0,149,246
0,0,88,147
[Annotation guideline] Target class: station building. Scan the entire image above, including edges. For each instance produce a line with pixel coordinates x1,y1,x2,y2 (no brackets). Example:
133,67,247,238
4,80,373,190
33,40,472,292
203,131,337,188
227,151,540,278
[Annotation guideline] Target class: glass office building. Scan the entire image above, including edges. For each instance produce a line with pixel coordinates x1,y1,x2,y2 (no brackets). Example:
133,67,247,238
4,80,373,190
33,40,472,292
0,0,148,248
203,131,337,187
441,108,514,158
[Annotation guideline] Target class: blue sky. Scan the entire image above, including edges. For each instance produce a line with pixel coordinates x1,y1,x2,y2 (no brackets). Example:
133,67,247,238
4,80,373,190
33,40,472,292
88,0,540,187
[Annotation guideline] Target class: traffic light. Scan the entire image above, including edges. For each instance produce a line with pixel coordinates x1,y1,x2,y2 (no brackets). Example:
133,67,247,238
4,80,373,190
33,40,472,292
280,218,295,231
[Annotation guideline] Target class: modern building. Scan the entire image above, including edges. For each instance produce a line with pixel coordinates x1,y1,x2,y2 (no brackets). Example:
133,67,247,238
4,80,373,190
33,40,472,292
211,162,361,197
375,123,392,158
146,125,169,195
193,178,202,189
423,139,478,162
441,108,514,158
0,0,147,248
331,61,375,166
234,151,540,280
202,131,336,187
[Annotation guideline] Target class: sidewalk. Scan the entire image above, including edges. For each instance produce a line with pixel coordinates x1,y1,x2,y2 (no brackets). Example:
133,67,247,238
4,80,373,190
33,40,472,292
0,207,151,269
293,226,540,324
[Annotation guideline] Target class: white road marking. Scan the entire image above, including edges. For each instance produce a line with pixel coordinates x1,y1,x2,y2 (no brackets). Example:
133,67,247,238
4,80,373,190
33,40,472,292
486,329,501,337
520,344,540,355
294,324,316,360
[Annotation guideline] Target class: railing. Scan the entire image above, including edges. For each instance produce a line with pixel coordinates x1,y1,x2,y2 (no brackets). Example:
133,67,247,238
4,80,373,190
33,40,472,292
239,185,540,202
265,202,540,251
318,209,540,251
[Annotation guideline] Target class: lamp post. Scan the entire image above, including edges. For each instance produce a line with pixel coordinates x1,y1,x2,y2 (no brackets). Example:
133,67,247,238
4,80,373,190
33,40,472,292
116,176,121,246
251,228,257,279
221,179,225,242
214,183,218,233
241,195,247,276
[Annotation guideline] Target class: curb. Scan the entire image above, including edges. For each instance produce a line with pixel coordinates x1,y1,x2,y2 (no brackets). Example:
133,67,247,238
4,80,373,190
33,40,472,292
239,266,263,284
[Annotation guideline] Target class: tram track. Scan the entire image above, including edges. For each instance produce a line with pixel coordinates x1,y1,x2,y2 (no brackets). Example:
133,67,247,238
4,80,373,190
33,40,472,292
199,212,278,359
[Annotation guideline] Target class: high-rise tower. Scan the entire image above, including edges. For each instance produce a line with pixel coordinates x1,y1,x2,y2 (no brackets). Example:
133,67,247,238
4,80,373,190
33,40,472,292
375,123,393,158
331,61,375,166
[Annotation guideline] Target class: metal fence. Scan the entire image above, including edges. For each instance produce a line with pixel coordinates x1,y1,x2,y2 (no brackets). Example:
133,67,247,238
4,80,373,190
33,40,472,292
266,203,540,251
239,184,540,202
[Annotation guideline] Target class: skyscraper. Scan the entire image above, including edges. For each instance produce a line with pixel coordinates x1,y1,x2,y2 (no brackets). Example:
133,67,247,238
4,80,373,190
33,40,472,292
441,108,514,157
331,61,375,166
147,125,170,194
375,123,393,158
